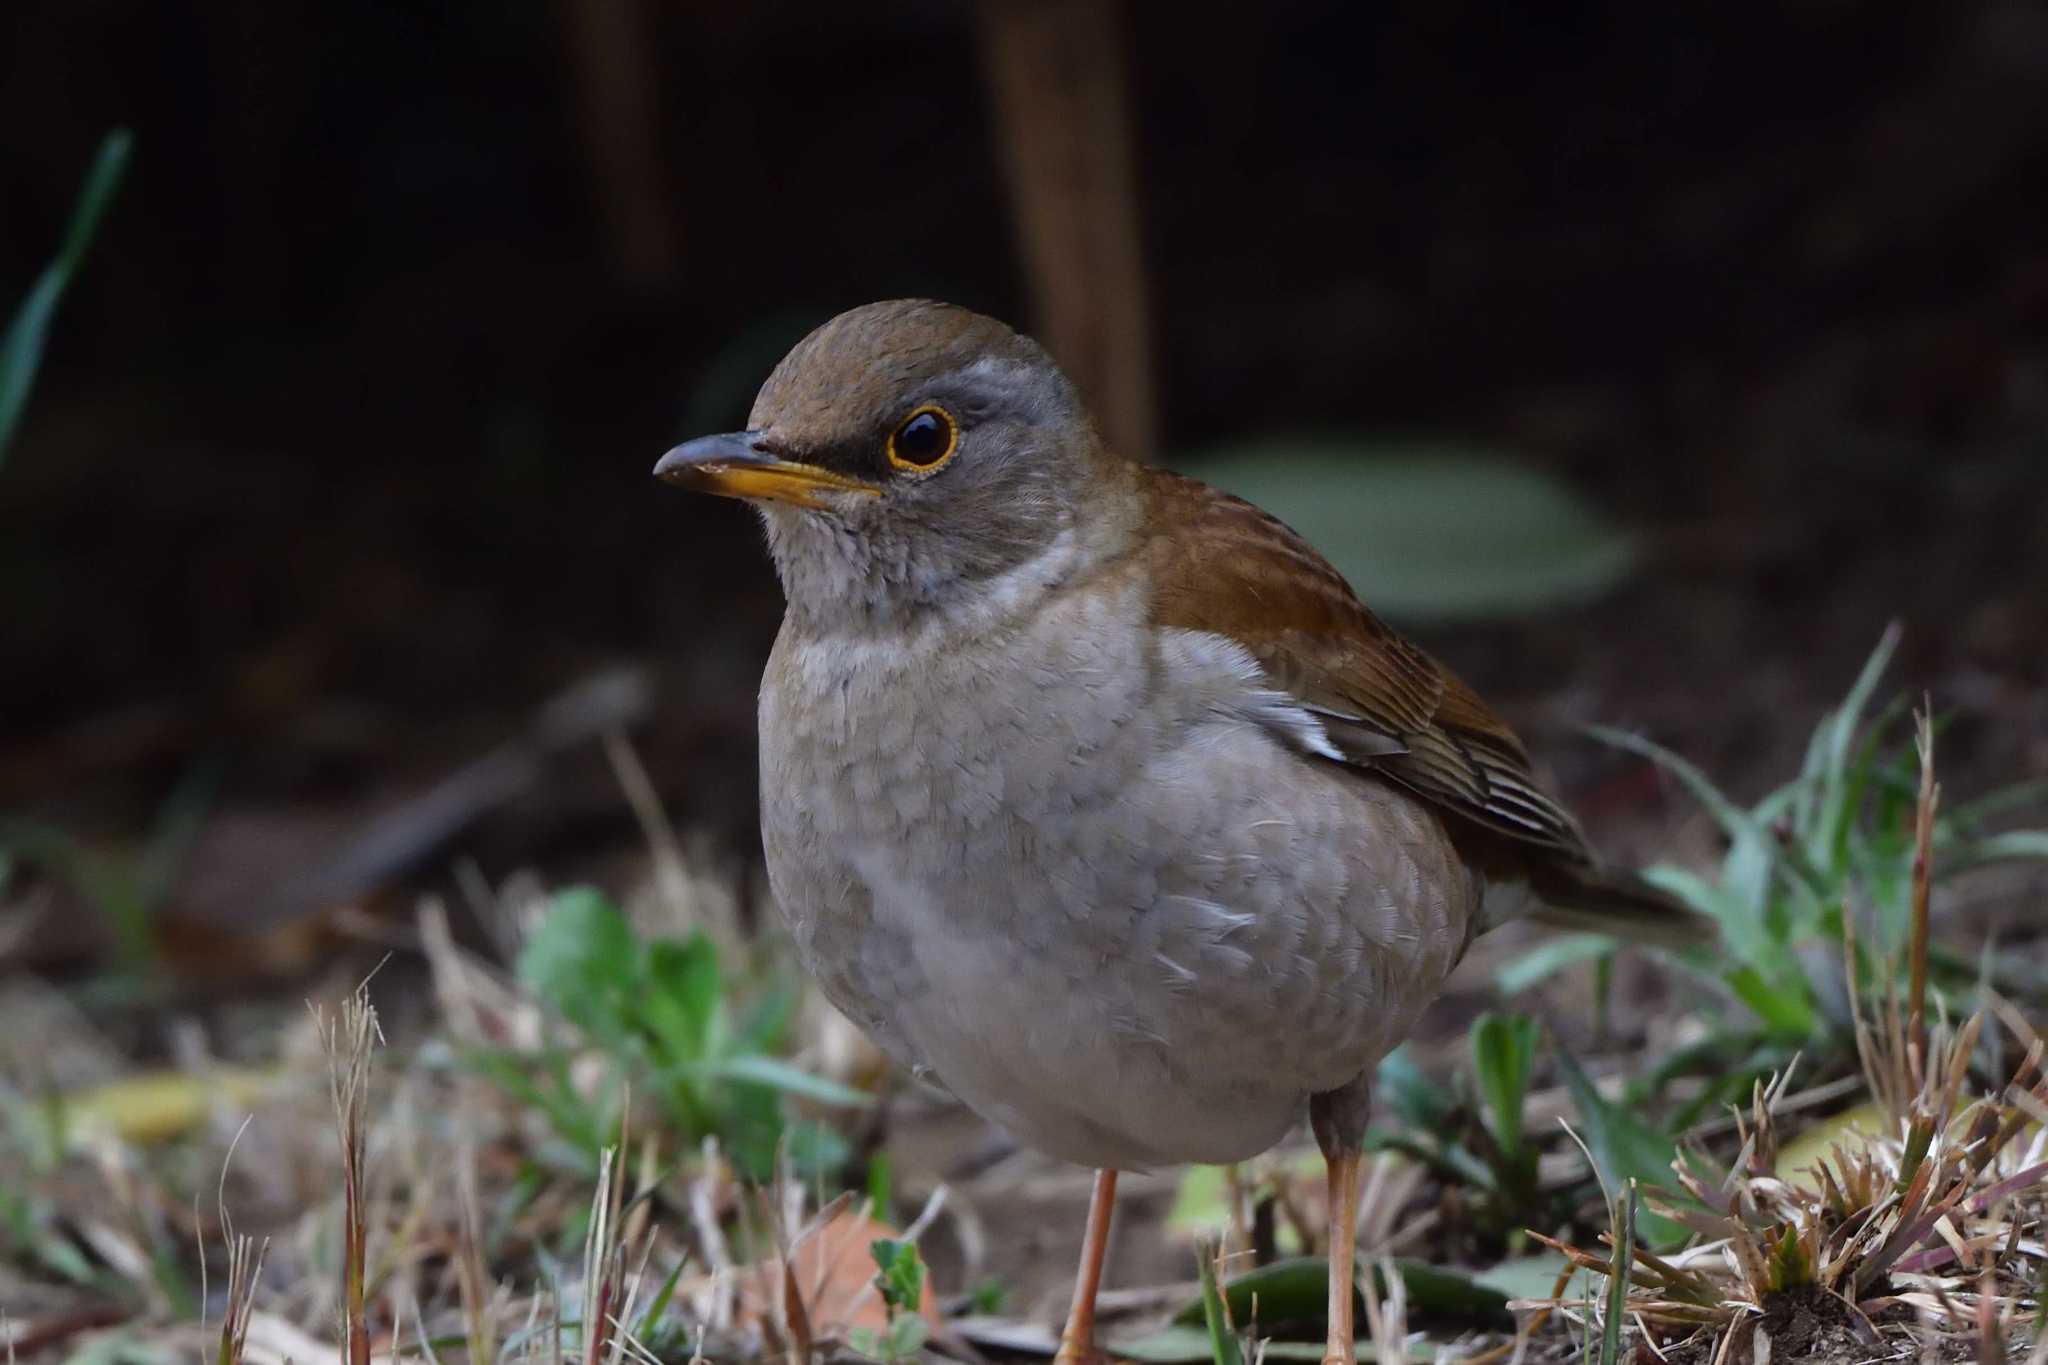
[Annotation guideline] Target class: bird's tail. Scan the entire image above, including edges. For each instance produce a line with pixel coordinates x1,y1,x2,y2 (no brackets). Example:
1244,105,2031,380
1525,862,1717,951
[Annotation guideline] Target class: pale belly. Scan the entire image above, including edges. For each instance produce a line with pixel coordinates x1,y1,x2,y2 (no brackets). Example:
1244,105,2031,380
759,606,1480,1171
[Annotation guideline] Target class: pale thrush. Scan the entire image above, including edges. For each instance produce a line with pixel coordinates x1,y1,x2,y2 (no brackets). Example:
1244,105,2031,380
655,299,1708,1364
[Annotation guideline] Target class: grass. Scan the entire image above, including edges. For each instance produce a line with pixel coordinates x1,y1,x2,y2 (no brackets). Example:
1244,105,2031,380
0,128,130,467
1515,624,2048,1124
1520,696,2048,1363
1,636,2042,1361
474,882,871,1182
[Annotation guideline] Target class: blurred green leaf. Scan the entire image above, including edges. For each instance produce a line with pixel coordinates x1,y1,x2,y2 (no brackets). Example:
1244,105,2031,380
1556,1052,1686,1248
1496,933,1614,995
640,935,723,1065
1374,1046,1452,1132
705,1054,871,1108
1469,1013,1539,1159
1173,1255,1513,1332
1111,1327,1429,1362
1940,829,2048,874
517,888,640,1045
869,1238,925,1314
1,130,131,467
1187,443,1636,622
1471,1250,1596,1303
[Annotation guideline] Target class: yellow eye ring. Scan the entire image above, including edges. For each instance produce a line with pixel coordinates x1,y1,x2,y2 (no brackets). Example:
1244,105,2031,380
886,404,958,473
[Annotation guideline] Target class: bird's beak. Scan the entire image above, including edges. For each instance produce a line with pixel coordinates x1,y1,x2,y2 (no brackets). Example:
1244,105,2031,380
653,431,880,509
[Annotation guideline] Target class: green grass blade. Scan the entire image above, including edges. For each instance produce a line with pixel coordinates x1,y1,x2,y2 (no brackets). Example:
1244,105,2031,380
706,1054,874,1107
1937,829,2048,876
1495,934,1613,995
0,129,131,465
1194,1237,1245,1365
1809,623,1901,865
1598,1181,1638,1365
1585,724,1755,846
1946,778,2048,829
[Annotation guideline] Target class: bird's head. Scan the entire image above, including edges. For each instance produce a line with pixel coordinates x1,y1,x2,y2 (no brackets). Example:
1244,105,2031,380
656,300,1120,626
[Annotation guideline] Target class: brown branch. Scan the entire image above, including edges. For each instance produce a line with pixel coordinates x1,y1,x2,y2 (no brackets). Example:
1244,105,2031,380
977,0,1157,463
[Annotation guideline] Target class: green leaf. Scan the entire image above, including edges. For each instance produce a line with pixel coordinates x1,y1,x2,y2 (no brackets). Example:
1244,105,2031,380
461,1048,612,1167
887,1314,929,1358
1,130,131,466
516,888,640,1043
1946,778,2048,830
639,933,723,1066
783,1118,851,1178
1722,964,1820,1038
731,980,799,1054
1471,1251,1596,1304
1188,443,1636,623
1374,1046,1452,1131
1586,726,1757,858
1109,1326,1428,1362
1495,934,1614,995
1637,864,1772,975
1469,1013,1539,1159
704,1054,872,1108
1173,1256,1513,1331
869,1238,925,1314
1555,1051,1687,1249
1939,829,2048,876
635,1256,688,1343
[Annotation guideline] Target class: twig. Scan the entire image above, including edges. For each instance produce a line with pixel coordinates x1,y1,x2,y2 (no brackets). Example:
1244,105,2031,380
1909,702,1939,1058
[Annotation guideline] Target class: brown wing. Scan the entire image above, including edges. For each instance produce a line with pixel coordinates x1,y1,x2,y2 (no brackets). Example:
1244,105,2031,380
1136,467,1593,865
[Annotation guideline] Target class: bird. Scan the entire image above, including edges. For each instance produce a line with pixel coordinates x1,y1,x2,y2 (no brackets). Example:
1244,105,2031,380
654,299,1709,1365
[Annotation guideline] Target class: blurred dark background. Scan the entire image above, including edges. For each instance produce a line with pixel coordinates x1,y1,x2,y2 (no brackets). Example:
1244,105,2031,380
4,1,2045,977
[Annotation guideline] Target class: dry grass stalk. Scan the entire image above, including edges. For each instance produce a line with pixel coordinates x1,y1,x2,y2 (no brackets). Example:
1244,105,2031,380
581,1143,627,1365
313,981,383,1365
1908,704,1939,1056
455,1121,499,1364
1524,1003,2047,1359
209,1118,271,1365
1361,1252,1409,1364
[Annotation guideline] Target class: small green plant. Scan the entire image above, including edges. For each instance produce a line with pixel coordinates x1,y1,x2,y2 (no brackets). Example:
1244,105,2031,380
1467,1012,1540,1214
1523,686,2048,1363
1374,1012,1693,1254
847,1238,929,1363
479,886,869,1179
1513,625,2048,1118
1372,1012,1574,1240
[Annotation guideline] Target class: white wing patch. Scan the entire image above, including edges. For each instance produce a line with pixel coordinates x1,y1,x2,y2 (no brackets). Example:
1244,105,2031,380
1158,628,1345,761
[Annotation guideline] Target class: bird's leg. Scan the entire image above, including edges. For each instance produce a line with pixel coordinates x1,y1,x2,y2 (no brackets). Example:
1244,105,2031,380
1310,1082,1370,1365
1054,1167,1119,1365
1320,1149,1362,1364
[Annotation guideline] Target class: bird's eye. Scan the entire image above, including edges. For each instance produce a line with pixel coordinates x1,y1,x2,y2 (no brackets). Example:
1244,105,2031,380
886,405,958,474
